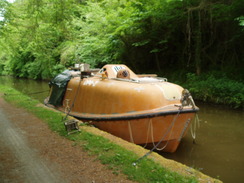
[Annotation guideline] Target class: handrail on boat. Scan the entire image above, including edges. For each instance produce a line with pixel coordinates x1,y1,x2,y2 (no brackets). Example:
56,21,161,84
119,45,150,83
110,77,168,83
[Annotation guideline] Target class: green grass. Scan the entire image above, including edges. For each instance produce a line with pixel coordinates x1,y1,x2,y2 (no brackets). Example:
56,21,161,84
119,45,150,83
0,84,197,183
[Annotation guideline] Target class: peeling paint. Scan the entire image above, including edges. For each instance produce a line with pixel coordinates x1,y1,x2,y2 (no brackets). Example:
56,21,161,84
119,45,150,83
83,80,99,87
133,86,145,92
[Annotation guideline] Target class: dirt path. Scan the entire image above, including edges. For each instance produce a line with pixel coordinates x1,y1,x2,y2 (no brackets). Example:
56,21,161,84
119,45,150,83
0,96,133,183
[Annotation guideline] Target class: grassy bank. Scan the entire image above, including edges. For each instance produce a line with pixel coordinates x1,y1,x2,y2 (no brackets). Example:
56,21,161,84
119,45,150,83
0,84,198,183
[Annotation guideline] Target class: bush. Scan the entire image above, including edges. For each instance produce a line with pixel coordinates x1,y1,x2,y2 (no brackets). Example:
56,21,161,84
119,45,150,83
184,73,244,109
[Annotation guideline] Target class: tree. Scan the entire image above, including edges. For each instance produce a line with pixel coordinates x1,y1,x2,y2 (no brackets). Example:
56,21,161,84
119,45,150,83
0,0,243,80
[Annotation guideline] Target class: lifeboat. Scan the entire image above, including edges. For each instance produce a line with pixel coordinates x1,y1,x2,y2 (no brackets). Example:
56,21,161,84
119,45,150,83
45,64,199,152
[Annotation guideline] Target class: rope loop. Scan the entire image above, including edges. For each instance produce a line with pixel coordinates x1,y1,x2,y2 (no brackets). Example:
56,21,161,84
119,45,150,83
132,107,182,166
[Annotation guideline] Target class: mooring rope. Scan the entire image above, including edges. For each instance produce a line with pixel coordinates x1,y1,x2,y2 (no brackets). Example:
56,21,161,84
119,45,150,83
152,116,175,151
128,121,135,144
4,89,50,96
63,78,83,121
132,108,182,166
64,99,71,114
190,114,200,143
142,119,152,148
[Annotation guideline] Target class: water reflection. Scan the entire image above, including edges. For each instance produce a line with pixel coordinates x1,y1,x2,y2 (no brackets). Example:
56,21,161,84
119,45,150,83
0,76,49,102
1,76,243,183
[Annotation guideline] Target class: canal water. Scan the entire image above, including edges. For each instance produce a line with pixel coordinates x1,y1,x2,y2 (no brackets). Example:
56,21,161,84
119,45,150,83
1,76,243,183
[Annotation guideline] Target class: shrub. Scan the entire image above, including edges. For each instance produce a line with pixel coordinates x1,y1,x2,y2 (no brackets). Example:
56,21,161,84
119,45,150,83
184,73,244,109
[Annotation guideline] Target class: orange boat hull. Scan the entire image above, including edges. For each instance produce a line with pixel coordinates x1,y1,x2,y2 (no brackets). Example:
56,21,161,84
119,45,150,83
87,108,194,153
45,64,198,152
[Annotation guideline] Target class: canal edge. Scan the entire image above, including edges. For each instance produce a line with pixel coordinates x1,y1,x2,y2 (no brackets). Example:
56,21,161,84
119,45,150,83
38,103,222,183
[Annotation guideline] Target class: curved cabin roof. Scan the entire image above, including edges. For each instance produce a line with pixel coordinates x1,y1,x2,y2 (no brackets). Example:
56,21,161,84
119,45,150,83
63,63,184,117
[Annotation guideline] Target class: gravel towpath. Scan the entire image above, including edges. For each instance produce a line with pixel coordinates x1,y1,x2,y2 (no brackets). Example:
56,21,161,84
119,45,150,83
0,96,133,183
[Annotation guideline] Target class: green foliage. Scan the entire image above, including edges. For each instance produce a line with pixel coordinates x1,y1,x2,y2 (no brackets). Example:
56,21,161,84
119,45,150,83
184,73,244,109
0,0,243,107
0,0,77,79
0,84,198,183
1,0,243,77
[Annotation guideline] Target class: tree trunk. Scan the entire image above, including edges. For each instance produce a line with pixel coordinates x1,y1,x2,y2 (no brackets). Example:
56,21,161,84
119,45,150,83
154,52,162,73
195,10,202,75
